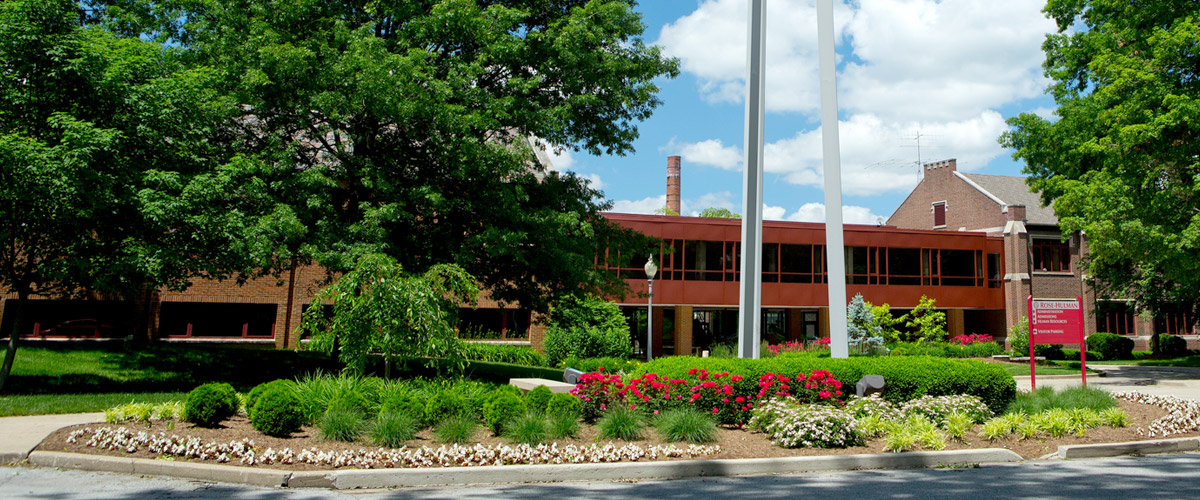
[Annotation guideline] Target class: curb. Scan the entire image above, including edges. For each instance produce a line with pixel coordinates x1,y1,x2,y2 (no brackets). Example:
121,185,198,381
1057,437,1200,459
27,448,1024,489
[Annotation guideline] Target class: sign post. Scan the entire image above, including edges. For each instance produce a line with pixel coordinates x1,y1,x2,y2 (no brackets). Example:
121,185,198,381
1027,296,1087,390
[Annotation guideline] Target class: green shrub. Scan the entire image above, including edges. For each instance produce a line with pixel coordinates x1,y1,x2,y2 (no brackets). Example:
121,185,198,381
246,379,297,420
944,342,1004,358
888,342,947,357
546,412,580,439
560,356,639,373
379,393,425,420
1062,349,1102,361
434,415,478,444
318,407,365,442
546,393,583,420
424,389,470,426
250,386,304,437
597,407,644,441
504,412,549,444
1087,332,1134,360
1008,316,1029,354
1155,334,1189,356
543,295,632,366
654,408,718,443
1035,344,1065,360
327,391,371,416
483,391,526,435
525,385,553,414
461,343,549,366
184,383,240,427
294,373,383,423
370,411,419,447
633,354,1017,413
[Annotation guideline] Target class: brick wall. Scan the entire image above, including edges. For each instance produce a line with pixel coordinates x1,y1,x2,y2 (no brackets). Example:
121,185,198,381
887,159,1006,232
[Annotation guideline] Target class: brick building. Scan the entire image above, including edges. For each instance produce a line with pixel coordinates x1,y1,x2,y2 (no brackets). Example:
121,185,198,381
888,159,1196,349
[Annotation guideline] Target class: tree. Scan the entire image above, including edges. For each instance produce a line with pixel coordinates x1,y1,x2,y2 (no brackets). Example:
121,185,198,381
698,207,740,219
299,254,479,374
542,294,632,366
846,294,884,354
654,206,681,216
113,0,678,313
0,0,244,391
999,0,1200,328
900,296,946,344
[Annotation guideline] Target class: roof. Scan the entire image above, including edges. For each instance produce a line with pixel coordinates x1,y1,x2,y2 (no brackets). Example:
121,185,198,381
957,172,1058,225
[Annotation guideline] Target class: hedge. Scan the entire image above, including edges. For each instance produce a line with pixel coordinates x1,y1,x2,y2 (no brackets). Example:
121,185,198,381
631,354,1017,413
1087,332,1134,361
461,343,549,367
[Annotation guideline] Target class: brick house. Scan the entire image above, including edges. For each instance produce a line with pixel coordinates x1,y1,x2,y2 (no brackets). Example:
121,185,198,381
888,159,1197,349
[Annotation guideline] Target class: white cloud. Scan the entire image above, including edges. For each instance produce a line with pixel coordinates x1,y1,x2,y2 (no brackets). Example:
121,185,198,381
763,205,787,220
785,203,884,225
674,111,1008,196
581,173,605,190
657,0,1054,123
611,195,667,215
690,191,736,215
675,139,742,170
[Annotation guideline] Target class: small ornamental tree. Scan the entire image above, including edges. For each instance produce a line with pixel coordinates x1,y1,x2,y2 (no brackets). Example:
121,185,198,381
847,294,884,354
902,296,947,344
543,294,632,366
300,253,479,374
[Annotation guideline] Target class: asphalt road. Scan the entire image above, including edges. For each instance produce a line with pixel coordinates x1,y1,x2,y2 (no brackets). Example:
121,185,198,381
4,453,1200,500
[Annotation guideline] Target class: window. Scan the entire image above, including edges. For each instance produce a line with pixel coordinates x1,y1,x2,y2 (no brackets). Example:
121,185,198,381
886,248,922,285
987,253,1002,288
1155,307,1195,335
159,302,277,338
1032,238,1070,272
780,244,819,283
1096,301,1135,336
683,240,727,281
939,249,980,287
932,202,946,227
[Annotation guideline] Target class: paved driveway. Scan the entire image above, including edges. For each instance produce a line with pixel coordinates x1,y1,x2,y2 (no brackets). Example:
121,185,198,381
1015,364,1200,400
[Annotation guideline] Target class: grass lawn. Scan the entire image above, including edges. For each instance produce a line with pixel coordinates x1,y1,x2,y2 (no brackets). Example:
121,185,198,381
1077,353,1200,368
997,362,1093,377
0,391,187,417
6,343,341,396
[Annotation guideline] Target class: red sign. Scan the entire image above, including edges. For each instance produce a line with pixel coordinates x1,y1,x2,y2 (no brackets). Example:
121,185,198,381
1026,296,1087,389
1030,298,1084,344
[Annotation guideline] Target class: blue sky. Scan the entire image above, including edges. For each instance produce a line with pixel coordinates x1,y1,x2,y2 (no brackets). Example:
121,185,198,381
549,0,1059,223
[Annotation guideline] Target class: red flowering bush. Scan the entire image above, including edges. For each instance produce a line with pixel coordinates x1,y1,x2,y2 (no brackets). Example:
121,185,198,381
570,366,846,426
766,338,830,357
949,333,993,345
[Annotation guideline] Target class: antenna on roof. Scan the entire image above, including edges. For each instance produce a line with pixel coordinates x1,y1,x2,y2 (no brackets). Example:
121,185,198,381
901,127,939,177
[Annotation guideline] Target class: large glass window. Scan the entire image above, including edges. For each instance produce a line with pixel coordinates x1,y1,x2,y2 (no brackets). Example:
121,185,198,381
887,248,922,285
987,253,1002,288
780,244,817,283
762,243,780,282
939,249,978,286
1096,301,1135,336
159,302,277,338
684,240,726,281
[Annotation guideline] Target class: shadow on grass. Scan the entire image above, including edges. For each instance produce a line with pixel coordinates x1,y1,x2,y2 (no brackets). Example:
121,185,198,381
7,343,341,395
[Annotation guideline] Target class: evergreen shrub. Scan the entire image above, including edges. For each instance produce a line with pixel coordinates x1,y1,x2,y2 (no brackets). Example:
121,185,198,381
525,385,553,414
379,393,426,420
424,389,470,426
1087,332,1134,360
250,386,304,437
185,383,240,427
1155,334,1189,356
545,392,583,420
484,391,526,435
246,379,297,420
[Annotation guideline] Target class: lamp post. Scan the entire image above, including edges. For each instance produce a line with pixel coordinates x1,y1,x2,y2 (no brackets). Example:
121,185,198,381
644,254,658,362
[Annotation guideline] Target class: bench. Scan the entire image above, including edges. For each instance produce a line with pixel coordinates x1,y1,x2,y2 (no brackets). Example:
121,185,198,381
508,378,575,394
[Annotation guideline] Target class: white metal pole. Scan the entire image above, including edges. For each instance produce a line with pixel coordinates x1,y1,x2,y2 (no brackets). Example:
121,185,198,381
646,279,653,362
738,0,767,359
817,0,849,359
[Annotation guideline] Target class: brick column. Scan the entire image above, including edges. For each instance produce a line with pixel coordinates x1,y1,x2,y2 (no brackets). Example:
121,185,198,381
787,309,804,342
819,307,830,338
1002,204,1031,335
947,309,965,338
674,306,693,356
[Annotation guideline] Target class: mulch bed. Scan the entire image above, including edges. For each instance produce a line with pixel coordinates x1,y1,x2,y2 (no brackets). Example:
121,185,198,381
35,398,1200,471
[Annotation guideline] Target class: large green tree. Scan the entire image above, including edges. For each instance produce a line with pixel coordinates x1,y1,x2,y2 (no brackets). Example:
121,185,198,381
110,0,676,312
0,0,252,391
1000,0,1200,321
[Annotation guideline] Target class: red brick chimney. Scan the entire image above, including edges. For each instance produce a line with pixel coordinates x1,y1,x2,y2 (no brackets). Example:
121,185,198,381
667,156,681,215
923,158,957,179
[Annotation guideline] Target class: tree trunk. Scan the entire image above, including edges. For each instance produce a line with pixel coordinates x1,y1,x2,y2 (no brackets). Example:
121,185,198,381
0,288,31,393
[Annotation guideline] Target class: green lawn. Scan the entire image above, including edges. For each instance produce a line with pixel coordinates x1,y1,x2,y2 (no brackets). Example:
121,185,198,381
0,391,187,417
6,343,341,396
997,362,1093,377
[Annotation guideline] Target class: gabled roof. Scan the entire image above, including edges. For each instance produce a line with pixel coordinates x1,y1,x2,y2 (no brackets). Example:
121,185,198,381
956,172,1059,226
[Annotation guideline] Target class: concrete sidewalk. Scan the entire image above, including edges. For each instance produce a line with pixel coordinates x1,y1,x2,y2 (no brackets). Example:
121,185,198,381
1014,364,1200,400
0,412,104,464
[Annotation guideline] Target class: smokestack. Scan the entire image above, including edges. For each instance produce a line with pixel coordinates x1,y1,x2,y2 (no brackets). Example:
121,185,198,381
667,155,681,215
